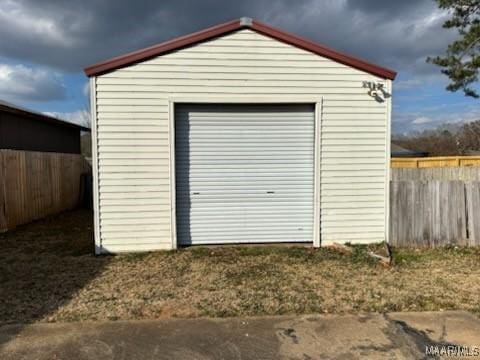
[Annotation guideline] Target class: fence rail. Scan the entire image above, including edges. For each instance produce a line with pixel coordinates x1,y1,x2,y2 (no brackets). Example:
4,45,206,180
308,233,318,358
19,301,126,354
0,149,90,232
391,156,480,168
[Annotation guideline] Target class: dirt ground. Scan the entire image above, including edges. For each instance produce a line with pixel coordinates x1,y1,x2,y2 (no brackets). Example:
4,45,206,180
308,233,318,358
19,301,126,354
0,209,479,324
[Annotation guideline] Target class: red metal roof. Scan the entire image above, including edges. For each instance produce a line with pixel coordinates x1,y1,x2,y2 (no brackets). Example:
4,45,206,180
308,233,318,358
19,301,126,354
84,18,396,80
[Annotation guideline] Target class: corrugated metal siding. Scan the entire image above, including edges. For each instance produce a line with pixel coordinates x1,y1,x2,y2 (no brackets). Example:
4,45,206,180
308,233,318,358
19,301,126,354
94,29,388,252
175,104,314,245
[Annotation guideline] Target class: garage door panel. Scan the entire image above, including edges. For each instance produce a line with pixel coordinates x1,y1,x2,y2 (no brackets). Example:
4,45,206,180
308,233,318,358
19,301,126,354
177,200,311,211
180,167,313,175
176,197,312,205
176,174,313,181
175,134,313,140
175,104,315,245
176,184,313,192
182,214,313,223
176,151,314,157
180,162,314,168
181,220,313,230
175,139,314,146
177,234,313,244
178,172,314,180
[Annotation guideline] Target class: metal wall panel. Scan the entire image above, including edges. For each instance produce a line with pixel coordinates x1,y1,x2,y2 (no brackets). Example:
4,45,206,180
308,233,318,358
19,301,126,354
175,104,314,245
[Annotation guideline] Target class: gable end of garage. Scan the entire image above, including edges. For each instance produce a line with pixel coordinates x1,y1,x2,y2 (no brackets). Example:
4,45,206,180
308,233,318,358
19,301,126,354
84,18,396,80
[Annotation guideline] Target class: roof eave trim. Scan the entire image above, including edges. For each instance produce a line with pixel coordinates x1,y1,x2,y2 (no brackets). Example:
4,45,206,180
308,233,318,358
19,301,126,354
84,19,244,77
250,20,396,80
84,18,396,80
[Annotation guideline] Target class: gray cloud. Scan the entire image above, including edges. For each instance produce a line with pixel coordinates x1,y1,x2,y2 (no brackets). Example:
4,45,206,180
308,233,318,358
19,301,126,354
2,0,473,132
393,103,480,134
0,0,457,75
45,109,90,127
346,0,426,16
0,62,66,102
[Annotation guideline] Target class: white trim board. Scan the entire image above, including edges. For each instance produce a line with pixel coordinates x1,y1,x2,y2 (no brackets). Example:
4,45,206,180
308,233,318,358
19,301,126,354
90,76,102,255
313,100,322,247
169,96,324,104
168,100,178,250
385,80,392,244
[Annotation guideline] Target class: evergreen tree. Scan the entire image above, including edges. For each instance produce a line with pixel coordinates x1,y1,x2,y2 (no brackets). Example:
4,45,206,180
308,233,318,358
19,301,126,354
427,0,480,98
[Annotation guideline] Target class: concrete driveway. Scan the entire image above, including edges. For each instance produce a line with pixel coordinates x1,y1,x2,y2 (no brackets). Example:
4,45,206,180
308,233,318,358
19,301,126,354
1,311,479,359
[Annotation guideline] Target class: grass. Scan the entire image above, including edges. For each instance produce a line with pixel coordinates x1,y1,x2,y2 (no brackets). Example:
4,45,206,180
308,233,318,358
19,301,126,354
0,209,479,324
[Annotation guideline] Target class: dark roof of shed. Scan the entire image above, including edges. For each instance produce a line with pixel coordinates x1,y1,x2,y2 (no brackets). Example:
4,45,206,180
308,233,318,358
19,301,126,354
0,100,90,132
84,17,396,80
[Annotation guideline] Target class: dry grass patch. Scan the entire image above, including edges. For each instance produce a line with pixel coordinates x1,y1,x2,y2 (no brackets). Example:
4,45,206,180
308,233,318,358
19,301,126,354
0,209,479,324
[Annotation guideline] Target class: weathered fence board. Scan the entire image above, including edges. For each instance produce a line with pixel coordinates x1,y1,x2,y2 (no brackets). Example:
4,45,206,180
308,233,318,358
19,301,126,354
465,182,480,245
390,180,479,247
391,167,480,181
0,149,90,232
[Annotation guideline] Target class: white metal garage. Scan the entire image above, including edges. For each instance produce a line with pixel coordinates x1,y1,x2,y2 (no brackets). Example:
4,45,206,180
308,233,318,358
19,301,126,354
175,104,315,245
85,17,396,254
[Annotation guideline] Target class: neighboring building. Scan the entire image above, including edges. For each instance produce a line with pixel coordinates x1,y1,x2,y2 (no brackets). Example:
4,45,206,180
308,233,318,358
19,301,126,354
391,143,429,158
85,17,396,254
0,100,89,154
0,100,91,232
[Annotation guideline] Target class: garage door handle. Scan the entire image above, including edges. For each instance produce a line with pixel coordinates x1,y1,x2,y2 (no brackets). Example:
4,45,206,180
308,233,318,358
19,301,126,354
193,192,200,195
266,191,275,194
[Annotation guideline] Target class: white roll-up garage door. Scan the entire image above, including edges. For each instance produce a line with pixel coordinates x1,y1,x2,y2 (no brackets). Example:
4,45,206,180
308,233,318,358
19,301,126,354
175,104,315,245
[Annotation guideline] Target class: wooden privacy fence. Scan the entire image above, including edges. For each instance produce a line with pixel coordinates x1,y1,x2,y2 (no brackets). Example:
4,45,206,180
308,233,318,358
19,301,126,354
391,167,480,181
390,181,480,247
392,156,480,168
0,149,91,232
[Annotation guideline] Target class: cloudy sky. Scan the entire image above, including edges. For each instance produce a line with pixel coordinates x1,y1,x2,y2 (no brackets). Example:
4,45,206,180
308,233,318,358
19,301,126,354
0,0,478,133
